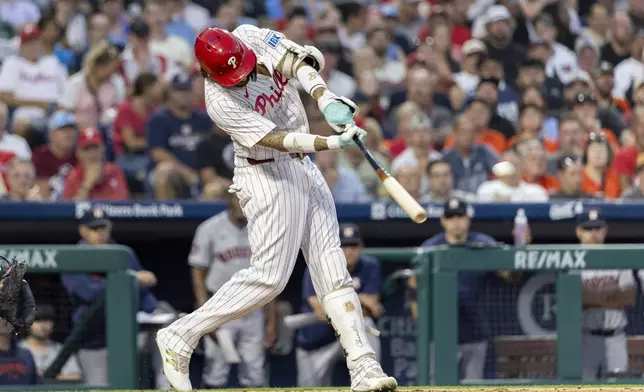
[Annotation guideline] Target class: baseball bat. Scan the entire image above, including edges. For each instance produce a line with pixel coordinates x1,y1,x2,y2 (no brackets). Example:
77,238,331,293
352,137,427,224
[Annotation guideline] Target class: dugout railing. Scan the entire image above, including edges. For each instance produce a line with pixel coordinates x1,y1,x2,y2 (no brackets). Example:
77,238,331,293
2,245,138,390
421,244,644,386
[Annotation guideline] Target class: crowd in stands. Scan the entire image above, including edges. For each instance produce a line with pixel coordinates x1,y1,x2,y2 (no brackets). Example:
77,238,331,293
1,0,644,203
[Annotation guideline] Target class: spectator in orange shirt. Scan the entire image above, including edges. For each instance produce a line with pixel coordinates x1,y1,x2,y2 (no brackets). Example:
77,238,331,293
614,107,644,190
570,93,620,152
443,97,507,154
62,128,129,201
581,131,621,199
548,112,586,174
515,139,559,193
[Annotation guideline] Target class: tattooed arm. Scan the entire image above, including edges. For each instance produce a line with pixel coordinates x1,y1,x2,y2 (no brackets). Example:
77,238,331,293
257,130,333,152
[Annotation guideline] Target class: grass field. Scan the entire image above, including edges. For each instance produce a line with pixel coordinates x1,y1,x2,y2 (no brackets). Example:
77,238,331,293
64,387,644,392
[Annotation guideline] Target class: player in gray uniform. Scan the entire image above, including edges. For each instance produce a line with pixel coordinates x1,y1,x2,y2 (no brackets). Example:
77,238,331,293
188,191,277,388
576,208,636,380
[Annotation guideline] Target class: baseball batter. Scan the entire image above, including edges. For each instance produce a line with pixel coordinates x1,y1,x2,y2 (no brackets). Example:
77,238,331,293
188,192,275,388
156,25,397,392
575,209,636,380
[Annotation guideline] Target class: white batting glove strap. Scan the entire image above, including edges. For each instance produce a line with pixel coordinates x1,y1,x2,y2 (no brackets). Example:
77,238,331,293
317,92,360,117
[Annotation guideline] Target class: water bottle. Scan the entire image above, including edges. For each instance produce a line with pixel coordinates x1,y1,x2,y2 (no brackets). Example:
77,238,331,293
514,208,528,246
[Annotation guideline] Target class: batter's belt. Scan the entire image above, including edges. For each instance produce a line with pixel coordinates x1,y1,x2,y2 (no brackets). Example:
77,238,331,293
238,153,307,166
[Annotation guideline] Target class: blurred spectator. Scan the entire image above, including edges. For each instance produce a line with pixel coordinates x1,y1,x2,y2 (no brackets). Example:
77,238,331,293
0,24,68,140
571,93,619,151
144,0,192,69
510,104,545,147
386,100,422,157
213,2,258,33
551,155,592,199
337,2,366,51
282,7,310,44
58,41,126,130
20,305,81,381
481,5,524,87
147,74,210,200
581,131,620,199
549,112,586,174
600,12,633,67
477,159,548,202
442,116,498,194
72,13,110,72
316,150,370,203
474,75,516,138
0,319,37,385
163,0,200,46
0,102,31,162
113,72,164,184
562,71,593,110
612,32,644,100
339,118,390,198
62,127,129,200
380,4,414,55
366,25,406,88
455,97,507,155
100,0,128,48
621,153,644,199
396,0,422,48
317,41,355,99
166,0,210,36
391,113,440,177
533,15,578,84
515,139,558,193
575,37,600,75
394,165,423,201
425,159,475,202
61,207,158,386
196,125,234,199
594,62,631,121
579,3,610,49
120,19,177,85
38,12,75,70
0,0,40,32
453,39,487,97
2,159,40,201
50,0,88,53
32,111,77,199
614,108,644,189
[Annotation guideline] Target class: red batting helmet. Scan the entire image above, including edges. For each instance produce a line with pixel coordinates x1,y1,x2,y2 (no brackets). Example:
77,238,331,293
194,28,257,87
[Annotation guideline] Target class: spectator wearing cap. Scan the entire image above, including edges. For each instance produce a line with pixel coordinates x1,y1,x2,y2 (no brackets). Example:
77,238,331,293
612,32,644,100
475,72,518,135
453,39,487,97
443,116,498,194
570,93,620,152
32,111,77,199
144,1,193,69
296,222,382,387
600,12,634,67
620,153,644,199
120,18,178,86
533,14,579,85
0,23,68,140
575,37,600,75
594,62,631,121
418,197,509,380
614,108,644,190
581,131,621,199
563,70,594,108
58,41,126,131
0,318,38,385
316,150,370,203
19,304,82,381
514,139,559,193
61,207,159,386
479,5,524,87
425,159,475,202
113,73,165,188
147,73,211,200
62,127,129,200
579,3,610,49
477,156,548,202
317,41,356,99
551,155,593,200
2,159,40,201
444,97,508,155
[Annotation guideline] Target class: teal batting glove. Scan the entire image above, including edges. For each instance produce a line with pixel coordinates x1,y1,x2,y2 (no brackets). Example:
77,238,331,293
317,91,360,133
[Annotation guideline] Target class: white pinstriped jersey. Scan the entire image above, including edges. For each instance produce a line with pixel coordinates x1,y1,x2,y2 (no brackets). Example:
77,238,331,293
204,25,309,161
581,270,634,330
188,211,251,293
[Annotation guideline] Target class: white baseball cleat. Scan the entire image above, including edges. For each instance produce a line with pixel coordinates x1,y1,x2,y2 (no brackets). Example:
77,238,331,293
156,332,193,391
350,356,398,392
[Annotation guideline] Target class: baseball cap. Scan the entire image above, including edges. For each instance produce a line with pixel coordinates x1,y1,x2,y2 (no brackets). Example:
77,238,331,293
572,93,597,107
485,5,512,24
529,37,551,49
128,18,150,38
48,111,77,131
595,61,614,76
171,73,193,90
80,207,111,229
34,304,55,321
575,37,599,54
566,70,593,87
535,13,555,27
339,223,362,246
19,24,41,42
520,58,545,70
577,208,607,230
462,39,487,56
77,128,103,148
556,155,583,171
443,198,469,218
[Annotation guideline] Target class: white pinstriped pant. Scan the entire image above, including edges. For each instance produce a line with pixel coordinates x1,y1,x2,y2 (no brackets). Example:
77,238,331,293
160,156,353,356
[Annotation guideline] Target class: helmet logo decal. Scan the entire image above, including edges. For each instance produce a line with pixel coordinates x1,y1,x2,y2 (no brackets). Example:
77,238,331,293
228,56,237,69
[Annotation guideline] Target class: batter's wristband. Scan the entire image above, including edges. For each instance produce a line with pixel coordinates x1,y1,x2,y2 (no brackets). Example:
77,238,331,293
296,65,327,95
